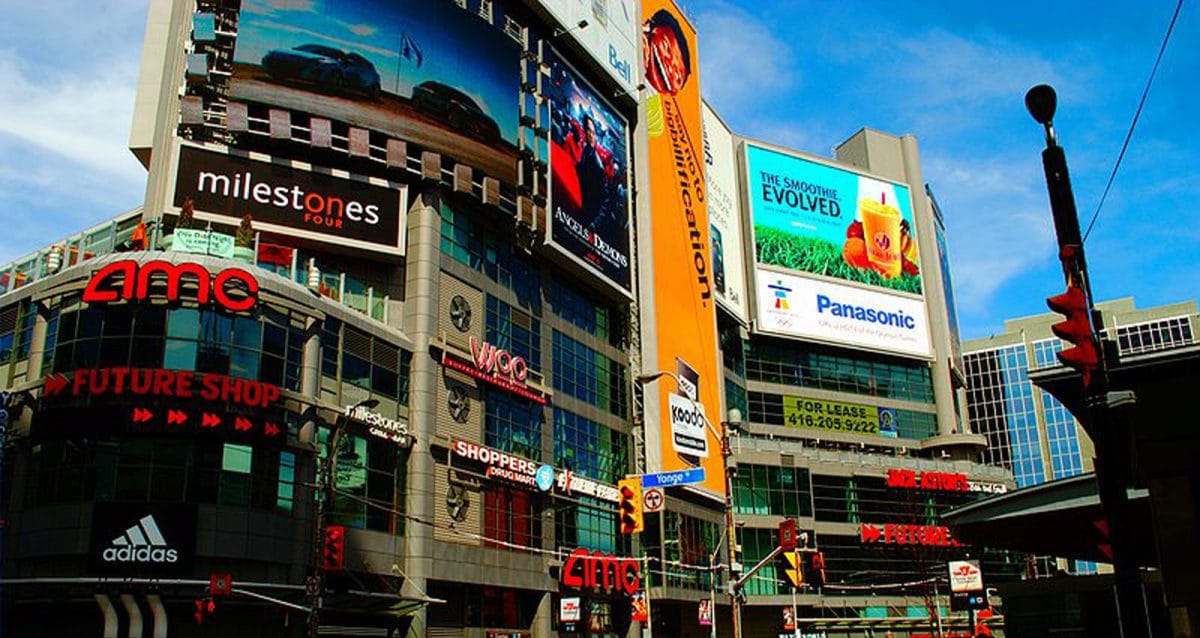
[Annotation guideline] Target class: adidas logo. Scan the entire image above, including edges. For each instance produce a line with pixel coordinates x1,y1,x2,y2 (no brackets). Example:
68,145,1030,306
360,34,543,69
101,515,179,564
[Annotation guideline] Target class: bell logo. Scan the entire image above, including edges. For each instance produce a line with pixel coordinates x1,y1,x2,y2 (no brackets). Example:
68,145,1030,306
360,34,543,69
83,260,258,312
102,515,179,564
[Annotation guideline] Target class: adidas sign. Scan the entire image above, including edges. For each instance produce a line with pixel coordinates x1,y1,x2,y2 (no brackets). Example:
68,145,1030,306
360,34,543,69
102,515,179,564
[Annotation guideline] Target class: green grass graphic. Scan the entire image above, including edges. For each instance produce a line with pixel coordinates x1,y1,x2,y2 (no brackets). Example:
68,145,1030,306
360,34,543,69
755,225,923,295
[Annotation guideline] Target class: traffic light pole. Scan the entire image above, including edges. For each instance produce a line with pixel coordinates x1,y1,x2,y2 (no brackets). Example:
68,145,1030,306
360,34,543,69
1027,84,1150,638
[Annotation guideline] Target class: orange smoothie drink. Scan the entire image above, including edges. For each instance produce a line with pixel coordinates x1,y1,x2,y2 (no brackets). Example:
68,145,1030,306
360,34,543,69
860,198,902,278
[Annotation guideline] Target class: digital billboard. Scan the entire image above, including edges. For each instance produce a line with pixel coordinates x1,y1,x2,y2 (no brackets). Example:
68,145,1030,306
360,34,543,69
533,0,638,93
702,103,748,323
746,143,923,295
756,267,932,358
231,0,520,182
173,144,407,256
639,0,725,498
545,47,632,294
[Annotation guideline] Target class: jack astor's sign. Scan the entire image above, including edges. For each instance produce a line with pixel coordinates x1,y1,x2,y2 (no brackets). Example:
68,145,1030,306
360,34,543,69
440,337,549,404
885,468,1008,495
83,260,258,312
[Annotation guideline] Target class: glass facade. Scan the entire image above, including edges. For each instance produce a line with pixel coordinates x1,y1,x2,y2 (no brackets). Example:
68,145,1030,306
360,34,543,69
964,345,1044,488
552,330,628,418
552,408,627,485
1043,391,1085,480
320,428,409,534
1113,316,1194,355
745,338,935,404
732,464,813,518
320,318,412,408
485,388,543,461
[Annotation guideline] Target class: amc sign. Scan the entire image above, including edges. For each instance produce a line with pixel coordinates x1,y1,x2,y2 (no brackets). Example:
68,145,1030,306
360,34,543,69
560,548,641,596
83,260,258,312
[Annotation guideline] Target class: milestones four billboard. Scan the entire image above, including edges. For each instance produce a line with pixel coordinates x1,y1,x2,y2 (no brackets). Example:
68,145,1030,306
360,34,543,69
746,144,932,358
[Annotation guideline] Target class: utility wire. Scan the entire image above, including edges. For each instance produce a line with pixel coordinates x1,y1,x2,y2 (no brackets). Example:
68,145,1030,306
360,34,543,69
1083,0,1184,242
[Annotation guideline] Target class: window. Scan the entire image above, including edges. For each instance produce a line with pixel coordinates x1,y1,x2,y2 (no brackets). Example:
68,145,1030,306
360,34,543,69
745,338,934,404
654,512,720,591
552,331,628,418
321,430,409,533
440,202,542,309
553,409,627,485
321,318,412,405
964,345,1045,488
556,496,626,555
1114,316,1194,355
732,464,812,518
549,278,618,345
484,485,538,551
487,296,541,367
485,389,543,460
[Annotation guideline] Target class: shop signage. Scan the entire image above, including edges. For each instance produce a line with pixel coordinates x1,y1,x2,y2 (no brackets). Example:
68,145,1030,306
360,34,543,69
559,597,581,623
948,560,984,593
43,367,281,409
172,228,235,258
560,548,641,596
83,259,258,312
860,522,961,547
631,592,648,622
698,599,712,626
344,404,412,448
451,440,618,502
89,502,197,576
886,468,1008,495
440,338,548,405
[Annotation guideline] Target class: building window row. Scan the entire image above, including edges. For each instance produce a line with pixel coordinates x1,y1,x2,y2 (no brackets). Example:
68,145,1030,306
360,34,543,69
964,345,1044,488
548,277,618,346
487,295,541,368
555,495,628,555
440,202,541,311
320,427,409,534
485,388,543,461
732,463,812,518
553,408,628,485
321,318,411,407
552,330,628,418
745,338,934,404
1112,316,1194,355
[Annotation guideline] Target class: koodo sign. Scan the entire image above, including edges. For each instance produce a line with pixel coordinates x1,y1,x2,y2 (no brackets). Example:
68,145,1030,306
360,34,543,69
90,502,197,576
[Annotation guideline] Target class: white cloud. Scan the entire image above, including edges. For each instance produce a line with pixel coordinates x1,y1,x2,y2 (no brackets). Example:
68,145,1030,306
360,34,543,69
695,2,799,117
0,50,144,185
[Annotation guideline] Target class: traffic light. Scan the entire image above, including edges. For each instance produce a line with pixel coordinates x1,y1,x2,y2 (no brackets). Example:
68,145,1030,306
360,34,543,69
193,597,215,624
321,524,346,571
779,518,797,551
618,478,643,534
780,550,803,588
1047,284,1099,386
804,550,827,588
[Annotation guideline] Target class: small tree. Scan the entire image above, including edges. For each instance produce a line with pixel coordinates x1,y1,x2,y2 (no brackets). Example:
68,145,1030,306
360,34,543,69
236,214,254,248
177,197,196,231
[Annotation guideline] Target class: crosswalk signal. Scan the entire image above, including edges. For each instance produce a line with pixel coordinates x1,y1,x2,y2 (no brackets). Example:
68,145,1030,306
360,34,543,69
618,478,644,534
1047,284,1099,387
193,597,215,624
804,550,827,588
321,524,346,571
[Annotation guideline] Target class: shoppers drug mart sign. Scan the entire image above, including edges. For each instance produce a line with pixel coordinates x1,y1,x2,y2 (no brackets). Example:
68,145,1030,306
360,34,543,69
756,268,932,358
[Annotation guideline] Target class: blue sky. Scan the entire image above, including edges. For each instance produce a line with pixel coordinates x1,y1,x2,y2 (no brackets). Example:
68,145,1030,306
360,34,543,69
0,0,1196,339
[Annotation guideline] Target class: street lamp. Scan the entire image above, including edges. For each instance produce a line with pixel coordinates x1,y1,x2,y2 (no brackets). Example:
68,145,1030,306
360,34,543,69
307,398,379,638
636,372,744,638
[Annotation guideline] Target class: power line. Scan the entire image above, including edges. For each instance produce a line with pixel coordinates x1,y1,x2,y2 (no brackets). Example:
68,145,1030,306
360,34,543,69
1083,0,1185,242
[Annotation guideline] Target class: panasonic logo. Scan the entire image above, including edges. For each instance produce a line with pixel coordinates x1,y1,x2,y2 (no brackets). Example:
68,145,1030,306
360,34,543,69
102,515,179,564
816,294,916,330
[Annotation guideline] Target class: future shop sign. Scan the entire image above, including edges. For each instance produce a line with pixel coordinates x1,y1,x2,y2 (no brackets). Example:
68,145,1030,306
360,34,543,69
83,259,258,312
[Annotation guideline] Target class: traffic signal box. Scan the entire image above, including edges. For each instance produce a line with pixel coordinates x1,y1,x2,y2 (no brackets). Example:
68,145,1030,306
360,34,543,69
779,549,827,589
322,524,346,571
1047,284,1099,387
781,550,803,588
618,478,644,534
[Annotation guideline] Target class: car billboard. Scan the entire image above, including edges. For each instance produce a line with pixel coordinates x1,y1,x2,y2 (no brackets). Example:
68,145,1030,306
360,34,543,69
545,47,632,295
745,143,923,295
532,0,638,94
172,144,407,256
702,103,748,323
638,0,724,499
231,0,520,182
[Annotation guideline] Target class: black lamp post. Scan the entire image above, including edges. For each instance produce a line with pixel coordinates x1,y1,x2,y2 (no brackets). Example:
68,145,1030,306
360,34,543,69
307,398,379,638
1026,84,1149,638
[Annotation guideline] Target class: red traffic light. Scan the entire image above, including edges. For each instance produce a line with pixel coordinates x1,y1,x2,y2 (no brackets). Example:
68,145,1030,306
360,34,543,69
1047,285,1099,386
779,519,797,552
322,525,346,571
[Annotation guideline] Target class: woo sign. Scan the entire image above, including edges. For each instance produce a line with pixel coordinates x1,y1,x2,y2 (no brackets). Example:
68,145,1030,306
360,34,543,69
83,260,258,312
441,337,548,404
560,548,641,596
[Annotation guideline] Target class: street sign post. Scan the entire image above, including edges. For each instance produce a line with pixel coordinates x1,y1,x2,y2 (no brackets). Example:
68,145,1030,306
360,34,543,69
640,468,706,488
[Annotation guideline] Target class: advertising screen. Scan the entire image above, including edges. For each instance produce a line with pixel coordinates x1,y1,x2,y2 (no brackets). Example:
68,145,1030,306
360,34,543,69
545,47,632,294
232,0,520,182
756,267,932,358
746,144,922,295
533,0,638,93
702,103,748,323
173,144,407,256
640,0,725,498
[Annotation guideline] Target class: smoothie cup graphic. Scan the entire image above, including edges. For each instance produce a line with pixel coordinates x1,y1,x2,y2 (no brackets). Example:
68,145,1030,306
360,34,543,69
859,197,902,278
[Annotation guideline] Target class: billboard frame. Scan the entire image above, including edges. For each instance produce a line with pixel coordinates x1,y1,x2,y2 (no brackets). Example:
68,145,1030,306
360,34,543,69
543,44,635,300
166,141,409,259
